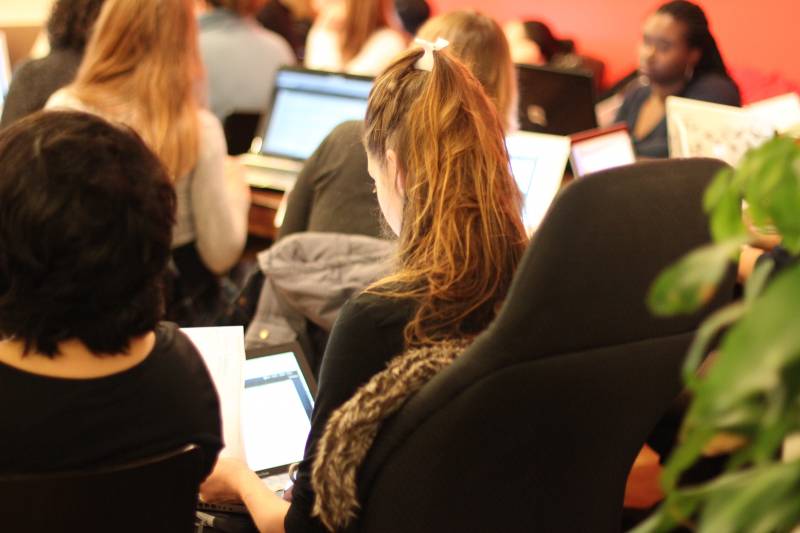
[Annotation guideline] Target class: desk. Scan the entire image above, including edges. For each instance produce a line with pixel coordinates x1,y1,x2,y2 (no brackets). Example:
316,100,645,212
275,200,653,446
248,188,283,240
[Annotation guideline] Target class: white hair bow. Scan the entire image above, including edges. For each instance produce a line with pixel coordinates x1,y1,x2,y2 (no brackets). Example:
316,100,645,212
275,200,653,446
413,37,450,72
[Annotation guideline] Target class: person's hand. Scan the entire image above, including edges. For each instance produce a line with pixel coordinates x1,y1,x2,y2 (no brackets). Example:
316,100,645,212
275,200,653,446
200,457,257,503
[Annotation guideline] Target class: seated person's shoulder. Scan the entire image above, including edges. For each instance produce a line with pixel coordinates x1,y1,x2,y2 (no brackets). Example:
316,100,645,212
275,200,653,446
685,73,741,106
338,291,415,330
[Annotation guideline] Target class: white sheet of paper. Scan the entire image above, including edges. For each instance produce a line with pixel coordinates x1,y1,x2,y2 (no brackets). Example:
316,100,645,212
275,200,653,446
182,326,246,461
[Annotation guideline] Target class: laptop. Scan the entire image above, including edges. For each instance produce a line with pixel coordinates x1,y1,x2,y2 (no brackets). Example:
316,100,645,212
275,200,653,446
505,130,571,233
744,92,800,135
666,96,775,166
239,342,317,491
516,63,597,136
569,123,636,178
0,31,11,111
197,341,316,514
240,67,374,191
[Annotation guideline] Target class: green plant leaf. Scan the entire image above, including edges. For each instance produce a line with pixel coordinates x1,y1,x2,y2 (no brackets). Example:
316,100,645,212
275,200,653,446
681,302,747,384
648,238,746,316
741,137,800,254
704,167,745,242
743,257,775,305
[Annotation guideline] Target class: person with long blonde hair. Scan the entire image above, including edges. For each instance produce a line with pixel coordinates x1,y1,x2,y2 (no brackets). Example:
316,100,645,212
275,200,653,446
201,43,528,533
304,0,407,75
46,0,250,324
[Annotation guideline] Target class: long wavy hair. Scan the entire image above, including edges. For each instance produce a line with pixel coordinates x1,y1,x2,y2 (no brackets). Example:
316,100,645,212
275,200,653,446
68,0,201,179
364,48,528,347
416,10,518,132
340,0,397,63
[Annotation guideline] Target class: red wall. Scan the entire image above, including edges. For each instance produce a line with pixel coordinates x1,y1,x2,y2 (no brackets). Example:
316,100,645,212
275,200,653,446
431,0,800,91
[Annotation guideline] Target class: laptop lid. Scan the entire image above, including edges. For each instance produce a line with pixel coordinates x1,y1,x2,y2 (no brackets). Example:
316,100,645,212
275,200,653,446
505,130,571,233
255,67,373,162
569,123,636,178
745,92,800,135
241,342,317,477
666,95,775,166
0,31,10,109
516,64,597,136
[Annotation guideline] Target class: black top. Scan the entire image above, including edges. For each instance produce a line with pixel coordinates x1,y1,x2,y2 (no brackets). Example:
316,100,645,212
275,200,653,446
0,48,83,129
615,72,741,158
285,292,414,532
0,322,223,478
278,121,385,240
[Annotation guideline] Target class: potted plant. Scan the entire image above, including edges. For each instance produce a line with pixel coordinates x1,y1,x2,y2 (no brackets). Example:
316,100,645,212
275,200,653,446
632,135,800,532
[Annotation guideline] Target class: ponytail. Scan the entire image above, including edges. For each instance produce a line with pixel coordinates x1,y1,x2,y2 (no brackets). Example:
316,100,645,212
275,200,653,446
364,48,528,347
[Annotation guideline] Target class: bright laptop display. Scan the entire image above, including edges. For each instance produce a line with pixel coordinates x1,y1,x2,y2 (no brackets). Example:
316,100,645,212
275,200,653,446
569,123,636,178
516,64,597,136
0,32,11,109
505,131,571,232
241,343,316,477
666,96,775,166
257,67,373,161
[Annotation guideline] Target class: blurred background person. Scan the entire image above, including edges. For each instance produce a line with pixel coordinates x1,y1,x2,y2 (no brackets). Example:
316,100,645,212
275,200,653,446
0,0,106,128
197,0,295,121
304,0,407,75
615,0,740,158
46,0,250,326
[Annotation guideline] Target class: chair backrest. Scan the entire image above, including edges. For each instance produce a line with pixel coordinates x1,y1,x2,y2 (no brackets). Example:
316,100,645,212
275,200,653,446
351,158,736,533
223,112,261,156
0,444,203,533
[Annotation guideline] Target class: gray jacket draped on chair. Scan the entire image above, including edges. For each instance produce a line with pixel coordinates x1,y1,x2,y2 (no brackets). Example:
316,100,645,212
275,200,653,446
244,232,395,352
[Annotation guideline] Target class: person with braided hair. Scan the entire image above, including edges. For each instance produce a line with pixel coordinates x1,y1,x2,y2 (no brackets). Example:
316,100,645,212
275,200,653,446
615,0,741,158
200,40,528,533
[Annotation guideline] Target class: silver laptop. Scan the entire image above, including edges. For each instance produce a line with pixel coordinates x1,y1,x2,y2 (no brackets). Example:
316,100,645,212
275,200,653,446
241,67,374,191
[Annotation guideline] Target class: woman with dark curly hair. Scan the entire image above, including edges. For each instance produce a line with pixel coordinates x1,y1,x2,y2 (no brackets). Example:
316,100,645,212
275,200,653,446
0,0,106,128
0,110,222,476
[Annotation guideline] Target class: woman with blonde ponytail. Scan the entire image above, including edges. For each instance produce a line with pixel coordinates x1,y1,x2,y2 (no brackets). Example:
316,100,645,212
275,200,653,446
200,44,528,533
46,0,250,323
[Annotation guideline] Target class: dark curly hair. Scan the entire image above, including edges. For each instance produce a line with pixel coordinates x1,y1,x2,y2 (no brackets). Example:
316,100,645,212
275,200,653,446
0,110,176,357
47,0,107,51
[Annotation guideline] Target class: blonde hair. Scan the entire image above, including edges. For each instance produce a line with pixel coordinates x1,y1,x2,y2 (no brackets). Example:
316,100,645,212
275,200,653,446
340,0,396,63
365,48,528,347
69,0,201,179
416,10,518,132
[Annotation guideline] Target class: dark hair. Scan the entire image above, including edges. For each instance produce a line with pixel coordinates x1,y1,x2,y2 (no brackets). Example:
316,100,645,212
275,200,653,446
656,0,731,79
47,0,107,50
522,20,571,62
396,0,431,35
0,111,176,357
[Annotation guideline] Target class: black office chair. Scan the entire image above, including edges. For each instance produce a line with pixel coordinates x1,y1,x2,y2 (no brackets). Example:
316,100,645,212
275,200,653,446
0,444,203,533
223,112,262,156
351,159,737,533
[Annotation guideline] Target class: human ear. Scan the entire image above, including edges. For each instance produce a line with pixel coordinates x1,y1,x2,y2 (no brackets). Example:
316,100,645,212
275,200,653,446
385,148,405,199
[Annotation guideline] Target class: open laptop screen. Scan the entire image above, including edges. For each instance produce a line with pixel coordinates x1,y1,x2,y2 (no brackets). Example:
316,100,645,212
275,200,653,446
569,123,636,178
0,32,11,109
241,345,316,475
505,131,571,232
259,68,373,161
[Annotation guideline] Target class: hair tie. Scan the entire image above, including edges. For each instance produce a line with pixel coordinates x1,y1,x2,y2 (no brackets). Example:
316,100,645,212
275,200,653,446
413,37,450,72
